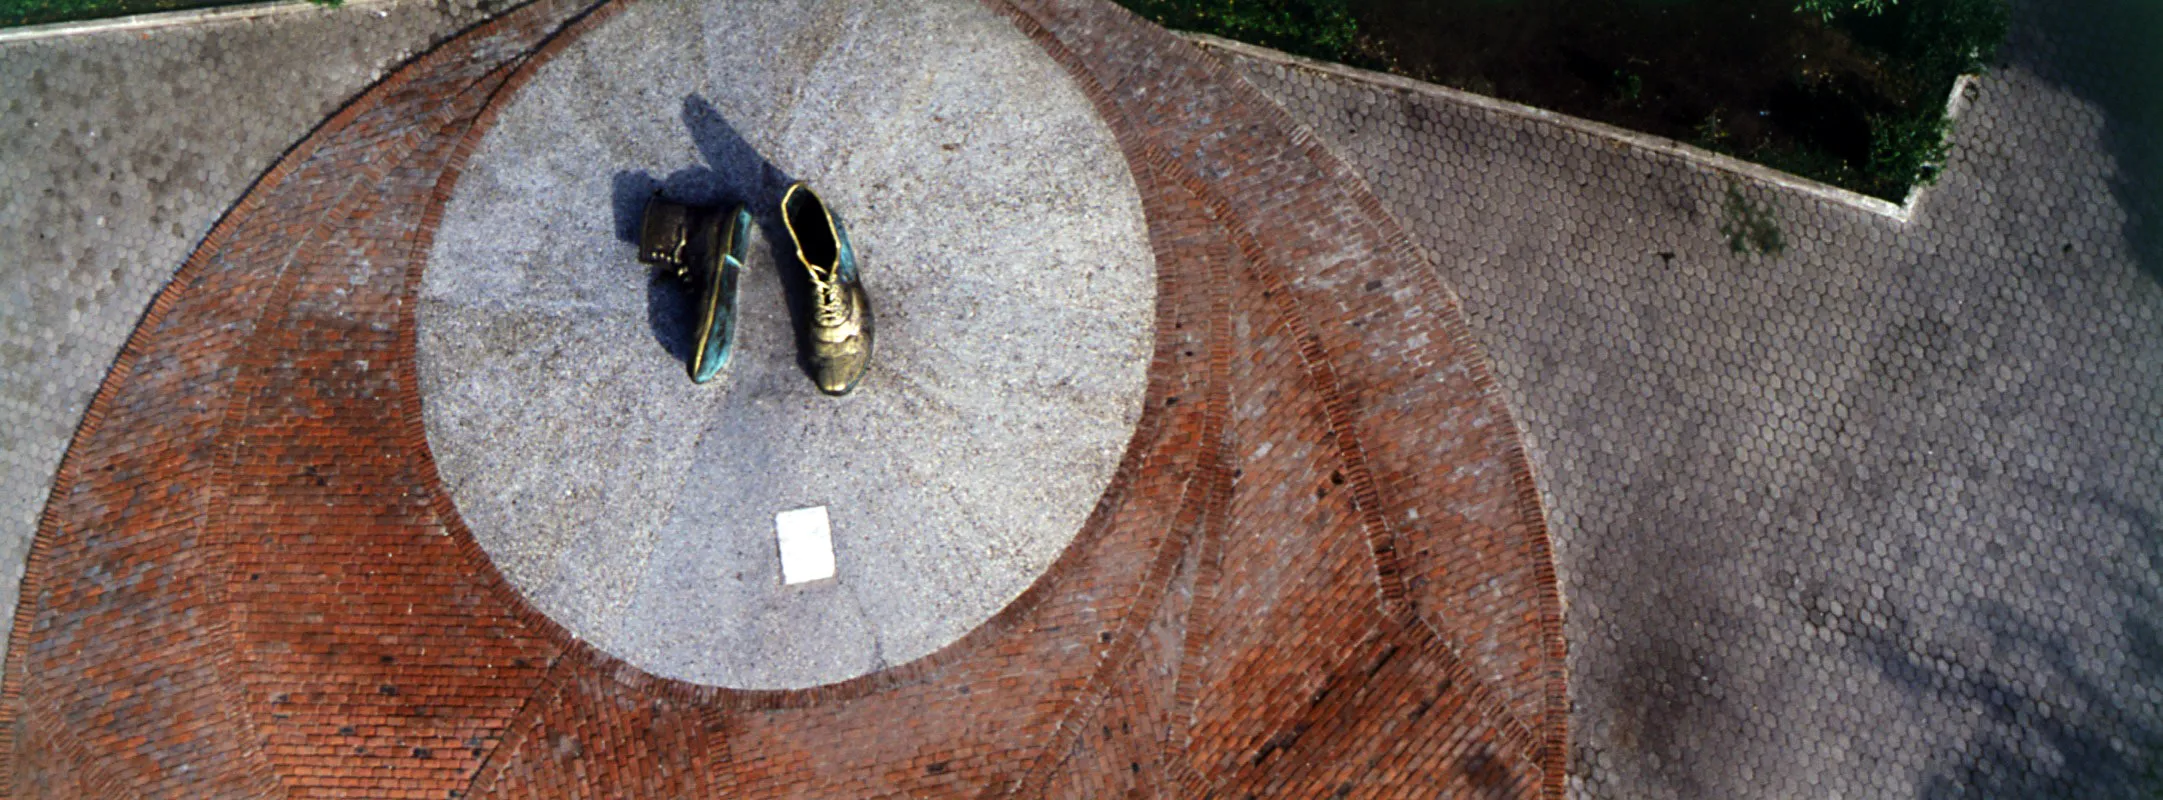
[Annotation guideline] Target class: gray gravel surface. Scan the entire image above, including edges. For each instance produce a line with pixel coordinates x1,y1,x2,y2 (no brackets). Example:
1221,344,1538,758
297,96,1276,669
418,0,1154,690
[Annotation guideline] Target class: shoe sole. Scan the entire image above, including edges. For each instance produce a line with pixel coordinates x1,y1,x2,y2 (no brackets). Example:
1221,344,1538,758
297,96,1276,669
690,206,751,384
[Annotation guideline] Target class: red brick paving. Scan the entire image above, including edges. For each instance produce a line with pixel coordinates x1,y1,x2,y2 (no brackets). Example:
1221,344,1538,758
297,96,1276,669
2,0,1566,796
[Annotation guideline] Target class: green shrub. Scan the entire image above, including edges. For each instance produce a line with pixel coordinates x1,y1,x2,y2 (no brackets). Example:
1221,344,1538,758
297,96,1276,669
1117,0,1359,64
1794,0,1894,22
1692,109,1733,150
1839,0,2005,199
1893,0,2009,79
1864,109,1951,198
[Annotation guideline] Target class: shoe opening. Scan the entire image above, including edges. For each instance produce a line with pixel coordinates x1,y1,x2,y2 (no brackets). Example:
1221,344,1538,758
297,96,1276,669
787,187,839,271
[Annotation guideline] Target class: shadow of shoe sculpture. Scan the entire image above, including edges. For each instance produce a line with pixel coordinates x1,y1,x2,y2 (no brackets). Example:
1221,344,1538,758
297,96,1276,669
638,195,751,384
781,182,874,396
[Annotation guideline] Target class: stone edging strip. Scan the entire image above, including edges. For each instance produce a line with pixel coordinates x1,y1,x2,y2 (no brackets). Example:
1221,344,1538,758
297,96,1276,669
1184,32,1980,224
0,0,399,44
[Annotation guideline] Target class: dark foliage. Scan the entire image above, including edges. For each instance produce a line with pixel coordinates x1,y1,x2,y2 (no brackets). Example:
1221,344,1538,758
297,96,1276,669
1120,0,2010,202
1119,0,1362,64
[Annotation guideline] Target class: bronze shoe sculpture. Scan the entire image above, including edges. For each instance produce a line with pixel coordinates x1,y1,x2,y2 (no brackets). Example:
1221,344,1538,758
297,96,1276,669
781,182,874,396
638,196,751,384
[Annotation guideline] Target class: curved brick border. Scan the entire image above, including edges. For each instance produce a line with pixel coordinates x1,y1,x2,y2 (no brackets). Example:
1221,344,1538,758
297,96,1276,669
3,0,1567,795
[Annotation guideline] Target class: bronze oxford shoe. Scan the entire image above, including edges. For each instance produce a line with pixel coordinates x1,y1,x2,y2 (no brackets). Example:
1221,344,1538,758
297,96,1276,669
781,182,874,396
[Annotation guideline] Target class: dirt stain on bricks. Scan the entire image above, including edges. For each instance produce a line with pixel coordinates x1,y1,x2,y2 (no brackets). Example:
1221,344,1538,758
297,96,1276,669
1462,744,1519,797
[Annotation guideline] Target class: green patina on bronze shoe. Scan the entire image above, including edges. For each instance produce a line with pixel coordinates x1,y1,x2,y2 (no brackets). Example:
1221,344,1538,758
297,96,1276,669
781,182,874,396
637,196,750,384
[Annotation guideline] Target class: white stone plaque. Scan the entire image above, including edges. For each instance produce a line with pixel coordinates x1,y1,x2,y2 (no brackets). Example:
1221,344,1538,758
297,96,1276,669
775,506,837,585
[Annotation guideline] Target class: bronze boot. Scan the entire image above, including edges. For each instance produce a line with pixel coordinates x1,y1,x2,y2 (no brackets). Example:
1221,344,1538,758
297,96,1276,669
781,182,874,396
637,196,749,384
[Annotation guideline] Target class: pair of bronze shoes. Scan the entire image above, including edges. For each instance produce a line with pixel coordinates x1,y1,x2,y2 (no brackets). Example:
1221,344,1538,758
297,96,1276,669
636,182,874,396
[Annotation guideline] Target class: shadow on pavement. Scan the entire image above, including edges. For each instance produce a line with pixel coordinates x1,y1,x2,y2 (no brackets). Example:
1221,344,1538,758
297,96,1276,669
609,94,813,380
1864,486,2163,798
2016,0,2163,284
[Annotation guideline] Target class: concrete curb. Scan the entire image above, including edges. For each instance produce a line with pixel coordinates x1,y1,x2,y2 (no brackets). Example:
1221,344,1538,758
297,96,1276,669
0,0,399,44
1184,32,1980,224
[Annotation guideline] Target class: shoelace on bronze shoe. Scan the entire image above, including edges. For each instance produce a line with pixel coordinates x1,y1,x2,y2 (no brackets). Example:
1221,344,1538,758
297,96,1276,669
810,269,848,328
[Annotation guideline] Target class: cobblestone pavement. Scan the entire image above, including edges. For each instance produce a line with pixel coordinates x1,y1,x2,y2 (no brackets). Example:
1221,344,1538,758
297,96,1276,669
1217,0,2163,795
2,0,1564,795
0,0,501,657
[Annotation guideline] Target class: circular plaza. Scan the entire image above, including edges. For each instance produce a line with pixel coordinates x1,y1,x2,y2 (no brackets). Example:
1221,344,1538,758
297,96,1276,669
417,0,1155,689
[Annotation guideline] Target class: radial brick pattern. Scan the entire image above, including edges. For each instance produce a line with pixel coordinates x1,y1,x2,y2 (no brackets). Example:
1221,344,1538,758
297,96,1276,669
1,0,1565,796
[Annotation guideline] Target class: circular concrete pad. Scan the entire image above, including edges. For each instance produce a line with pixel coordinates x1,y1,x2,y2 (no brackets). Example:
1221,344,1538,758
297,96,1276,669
417,0,1154,690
